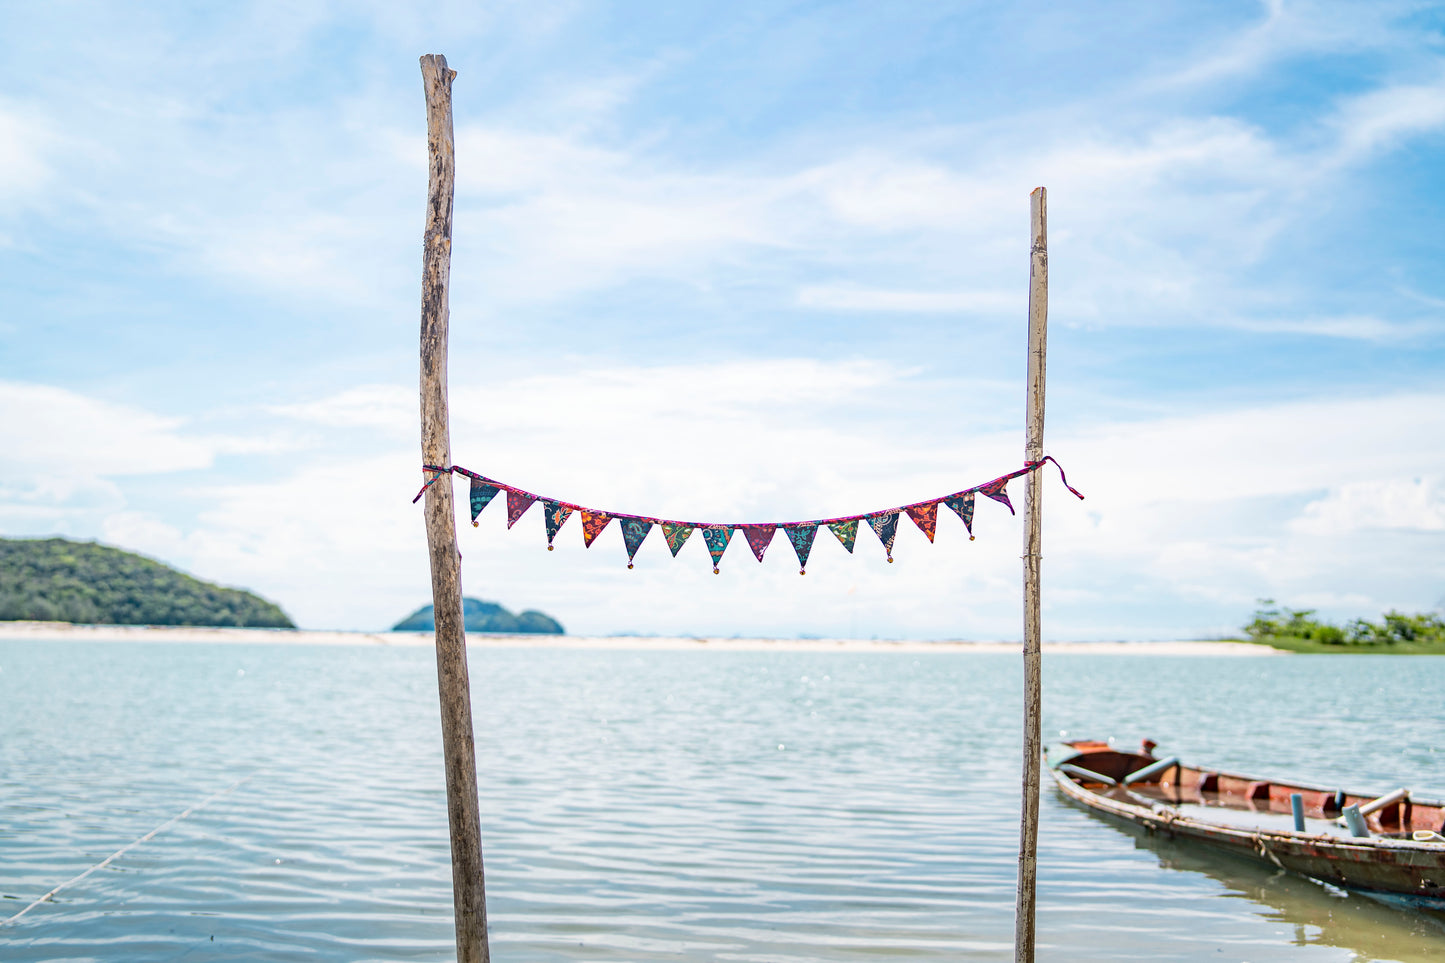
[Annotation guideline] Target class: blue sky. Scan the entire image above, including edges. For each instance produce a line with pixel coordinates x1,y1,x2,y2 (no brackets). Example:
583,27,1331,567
2,1,1443,638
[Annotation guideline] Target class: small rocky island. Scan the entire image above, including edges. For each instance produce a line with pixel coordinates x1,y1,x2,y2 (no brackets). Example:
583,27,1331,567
393,597,564,634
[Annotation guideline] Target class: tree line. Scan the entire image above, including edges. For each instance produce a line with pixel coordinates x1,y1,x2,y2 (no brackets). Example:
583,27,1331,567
0,537,294,628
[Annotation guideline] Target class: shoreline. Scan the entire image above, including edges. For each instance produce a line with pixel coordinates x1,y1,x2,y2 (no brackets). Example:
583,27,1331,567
0,621,1279,655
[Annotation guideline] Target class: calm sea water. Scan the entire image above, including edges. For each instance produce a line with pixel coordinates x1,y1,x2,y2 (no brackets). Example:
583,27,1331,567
1,640,1443,962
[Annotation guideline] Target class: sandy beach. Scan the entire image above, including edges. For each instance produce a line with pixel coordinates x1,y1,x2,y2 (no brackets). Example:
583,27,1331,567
0,621,1278,655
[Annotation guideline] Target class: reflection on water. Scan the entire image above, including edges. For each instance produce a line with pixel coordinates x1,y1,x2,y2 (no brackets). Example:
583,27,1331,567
1065,798,1445,962
1,643,1442,962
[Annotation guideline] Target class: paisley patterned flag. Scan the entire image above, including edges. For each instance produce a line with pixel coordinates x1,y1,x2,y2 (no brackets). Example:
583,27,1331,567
905,501,938,542
977,477,1015,515
470,479,500,526
662,522,693,557
701,526,733,573
543,501,573,548
741,525,776,562
433,459,1085,571
620,518,653,567
867,511,900,561
506,489,537,529
827,519,858,553
581,511,612,547
784,524,818,573
943,492,975,538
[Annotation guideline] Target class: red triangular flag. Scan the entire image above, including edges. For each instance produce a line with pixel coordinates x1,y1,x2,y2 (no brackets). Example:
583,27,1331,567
904,502,938,542
740,525,776,562
978,478,1015,515
506,489,537,529
580,511,612,547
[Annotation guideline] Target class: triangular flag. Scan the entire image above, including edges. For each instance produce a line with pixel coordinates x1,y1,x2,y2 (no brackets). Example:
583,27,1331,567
867,511,900,561
469,479,500,526
904,502,938,543
581,511,612,547
506,489,537,529
701,525,732,573
827,519,858,553
619,518,653,568
661,522,693,557
978,478,1015,515
543,501,572,548
784,524,818,574
943,492,976,540
740,525,776,563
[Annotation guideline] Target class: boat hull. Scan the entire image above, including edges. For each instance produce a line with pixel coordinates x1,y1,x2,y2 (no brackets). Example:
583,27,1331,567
1048,741,1445,902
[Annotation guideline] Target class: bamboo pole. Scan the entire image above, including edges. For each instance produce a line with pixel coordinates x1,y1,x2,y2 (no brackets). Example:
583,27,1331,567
419,53,490,963
1014,186,1047,963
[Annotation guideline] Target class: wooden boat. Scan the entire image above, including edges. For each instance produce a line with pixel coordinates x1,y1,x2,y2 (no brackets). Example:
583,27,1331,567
1047,739,1445,903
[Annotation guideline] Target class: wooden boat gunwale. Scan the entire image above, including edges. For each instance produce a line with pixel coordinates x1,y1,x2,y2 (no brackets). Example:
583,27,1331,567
1047,739,1445,902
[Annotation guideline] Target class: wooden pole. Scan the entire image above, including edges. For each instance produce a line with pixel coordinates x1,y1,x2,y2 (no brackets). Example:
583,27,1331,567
1014,186,1047,963
419,53,490,963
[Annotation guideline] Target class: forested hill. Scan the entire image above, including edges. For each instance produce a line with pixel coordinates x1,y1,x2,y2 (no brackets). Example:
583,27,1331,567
0,537,294,628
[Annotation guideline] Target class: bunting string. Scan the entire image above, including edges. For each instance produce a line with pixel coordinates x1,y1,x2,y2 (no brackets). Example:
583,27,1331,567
414,459,1083,574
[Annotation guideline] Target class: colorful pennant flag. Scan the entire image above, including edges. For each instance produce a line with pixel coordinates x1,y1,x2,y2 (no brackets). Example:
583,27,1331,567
943,492,976,539
784,524,818,574
620,518,653,568
543,501,572,549
662,522,693,557
506,489,537,529
701,526,733,573
905,501,938,542
470,479,500,526
433,460,1085,573
867,511,900,562
581,511,612,547
978,477,1015,515
741,525,776,563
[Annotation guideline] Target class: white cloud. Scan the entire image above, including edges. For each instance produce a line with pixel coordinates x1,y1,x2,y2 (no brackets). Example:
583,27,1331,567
796,285,1020,314
1291,478,1445,535
0,381,214,475
1162,0,1416,88
1226,314,1440,341
269,384,415,432
1331,74,1445,164
0,103,54,206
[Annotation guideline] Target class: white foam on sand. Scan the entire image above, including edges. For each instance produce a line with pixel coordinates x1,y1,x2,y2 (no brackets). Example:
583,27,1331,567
0,622,1280,655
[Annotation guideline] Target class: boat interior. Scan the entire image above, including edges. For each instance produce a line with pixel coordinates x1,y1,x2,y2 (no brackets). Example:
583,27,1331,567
1053,740,1445,841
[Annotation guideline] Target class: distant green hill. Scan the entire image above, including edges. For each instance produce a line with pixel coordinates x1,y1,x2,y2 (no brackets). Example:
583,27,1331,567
393,597,564,634
0,537,294,628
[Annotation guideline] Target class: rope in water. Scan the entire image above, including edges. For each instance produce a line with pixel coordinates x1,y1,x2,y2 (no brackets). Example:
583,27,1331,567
0,775,252,927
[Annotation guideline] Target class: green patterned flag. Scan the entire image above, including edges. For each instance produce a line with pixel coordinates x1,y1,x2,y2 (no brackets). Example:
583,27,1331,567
620,518,653,568
827,519,858,553
701,526,733,573
662,522,693,557
784,524,818,573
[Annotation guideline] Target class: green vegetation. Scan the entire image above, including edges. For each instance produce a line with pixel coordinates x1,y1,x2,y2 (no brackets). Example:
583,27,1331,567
393,597,564,634
0,537,294,628
1242,600,1445,654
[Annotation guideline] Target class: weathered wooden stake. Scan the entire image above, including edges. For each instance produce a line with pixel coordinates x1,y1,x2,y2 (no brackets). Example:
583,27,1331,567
1015,186,1047,963
419,53,490,963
